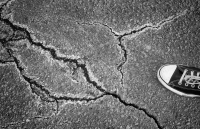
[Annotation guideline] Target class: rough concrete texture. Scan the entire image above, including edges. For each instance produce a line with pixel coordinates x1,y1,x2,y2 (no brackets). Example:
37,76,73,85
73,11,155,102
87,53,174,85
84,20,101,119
1,0,200,129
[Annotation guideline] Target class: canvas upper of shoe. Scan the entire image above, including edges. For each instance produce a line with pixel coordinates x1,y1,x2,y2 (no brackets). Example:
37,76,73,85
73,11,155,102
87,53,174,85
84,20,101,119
168,65,200,95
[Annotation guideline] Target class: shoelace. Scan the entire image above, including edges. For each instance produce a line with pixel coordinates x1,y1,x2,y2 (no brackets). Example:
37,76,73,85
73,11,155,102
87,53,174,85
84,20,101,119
178,69,200,85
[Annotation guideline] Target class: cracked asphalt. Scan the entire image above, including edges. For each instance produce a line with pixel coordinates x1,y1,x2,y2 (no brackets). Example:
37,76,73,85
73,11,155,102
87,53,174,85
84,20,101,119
1,0,200,129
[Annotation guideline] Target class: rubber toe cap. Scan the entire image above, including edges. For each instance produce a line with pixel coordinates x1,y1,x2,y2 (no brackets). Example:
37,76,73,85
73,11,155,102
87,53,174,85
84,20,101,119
159,65,177,83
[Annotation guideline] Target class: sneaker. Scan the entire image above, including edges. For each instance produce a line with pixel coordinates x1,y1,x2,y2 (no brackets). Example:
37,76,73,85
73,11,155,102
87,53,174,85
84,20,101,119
157,64,200,97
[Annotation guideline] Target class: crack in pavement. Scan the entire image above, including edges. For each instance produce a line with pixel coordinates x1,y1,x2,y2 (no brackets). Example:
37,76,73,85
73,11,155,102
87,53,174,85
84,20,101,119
104,92,162,129
0,13,107,114
116,38,127,87
3,47,107,103
1,46,108,115
0,59,13,64
0,3,107,107
115,10,187,82
2,1,190,128
75,21,120,37
117,10,188,39
75,21,127,87
4,49,163,128
75,9,187,89
1,115,53,128
115,10,187,89
5,31,163,128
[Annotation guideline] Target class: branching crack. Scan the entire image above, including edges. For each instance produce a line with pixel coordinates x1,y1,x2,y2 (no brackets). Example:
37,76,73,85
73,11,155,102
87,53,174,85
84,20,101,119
80,9,188,39
0,3,108,116
116,10,187,39
4,47,107,103
0,2,107,93
0,1,182,128
75,10,187,89
2,50,162,127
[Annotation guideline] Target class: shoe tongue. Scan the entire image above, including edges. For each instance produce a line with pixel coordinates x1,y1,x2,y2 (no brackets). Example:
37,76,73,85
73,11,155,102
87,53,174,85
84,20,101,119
169,66,184,82
169,65,200,82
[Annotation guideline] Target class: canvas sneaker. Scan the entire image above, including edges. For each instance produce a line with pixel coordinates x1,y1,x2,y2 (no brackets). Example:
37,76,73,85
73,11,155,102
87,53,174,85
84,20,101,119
157,64,200,97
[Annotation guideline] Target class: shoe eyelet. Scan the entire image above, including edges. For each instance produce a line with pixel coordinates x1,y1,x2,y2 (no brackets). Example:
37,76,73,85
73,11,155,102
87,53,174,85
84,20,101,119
178,82,182,85
197,72,200,76
185,83,188,86
191,84,195,88
191,71,195,76
198,85,200,89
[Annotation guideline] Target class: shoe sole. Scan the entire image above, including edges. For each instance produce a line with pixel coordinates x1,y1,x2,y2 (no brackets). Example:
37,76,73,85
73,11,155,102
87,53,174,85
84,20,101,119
157,64,200,98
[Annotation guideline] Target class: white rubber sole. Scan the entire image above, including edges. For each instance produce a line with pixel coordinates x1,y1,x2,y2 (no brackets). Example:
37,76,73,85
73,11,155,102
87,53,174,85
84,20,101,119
157,64,200,98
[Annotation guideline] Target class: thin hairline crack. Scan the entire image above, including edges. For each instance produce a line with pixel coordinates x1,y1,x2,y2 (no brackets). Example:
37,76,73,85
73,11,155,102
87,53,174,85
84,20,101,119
0,59,14,64
1,115,54,128
0,1,172,128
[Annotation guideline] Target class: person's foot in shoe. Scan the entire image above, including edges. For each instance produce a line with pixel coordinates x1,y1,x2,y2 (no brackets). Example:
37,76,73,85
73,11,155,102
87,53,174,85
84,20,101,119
157,64,200,97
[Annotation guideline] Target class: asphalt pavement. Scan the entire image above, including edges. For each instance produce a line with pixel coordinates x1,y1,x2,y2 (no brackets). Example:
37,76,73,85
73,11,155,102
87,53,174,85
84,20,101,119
1,0,200,129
